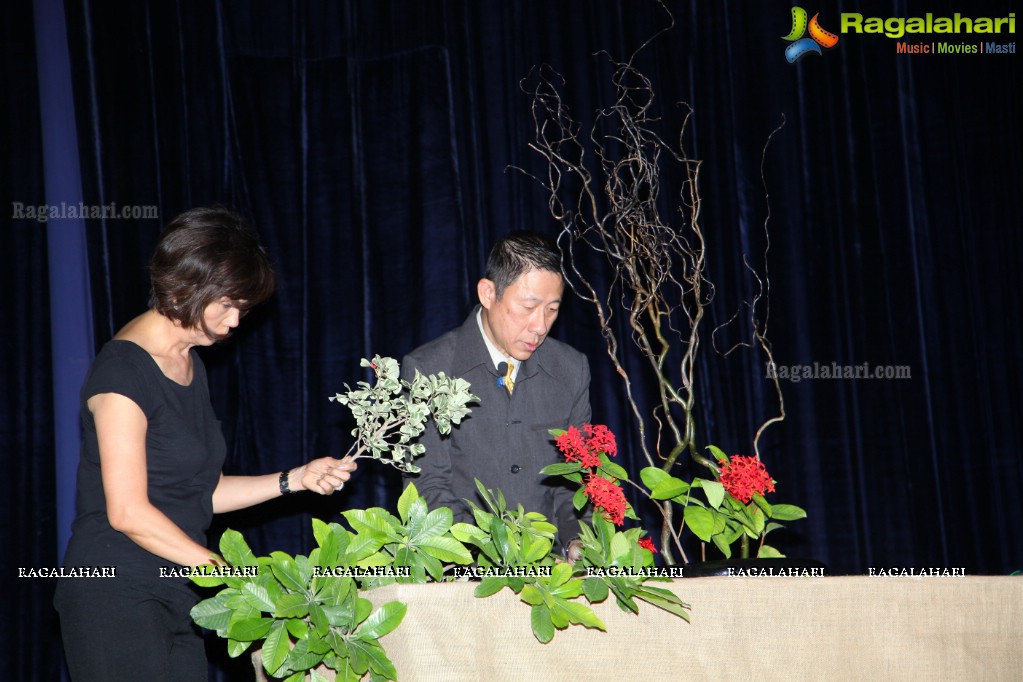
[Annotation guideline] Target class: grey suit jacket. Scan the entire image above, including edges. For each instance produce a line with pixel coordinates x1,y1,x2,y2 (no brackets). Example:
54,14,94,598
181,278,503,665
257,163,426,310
401,307,591,547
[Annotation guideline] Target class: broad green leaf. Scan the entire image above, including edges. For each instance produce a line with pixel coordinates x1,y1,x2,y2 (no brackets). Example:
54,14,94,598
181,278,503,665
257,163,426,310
549,562,573,588
270,552,308,593
711,533,732,559
190,597,232,631
241,582,276,613
581,577,609,603
650,477,689,500
572,486,588,511
521,536,552,563
416,535,473,563
227,637,251,658
315,527,340,569
358,601,408,640
752,493,772,517
284,637,323,673
769,504,807,521
352,640,397,681
757,544,784,558
219,529,258,566
598,456,629,480
227,616,273,642
449,522,488,544
285,618,309,640
261,621,289,676
684,505,715,542
560,600,606,630
408,506,454,544
698,479,725,508
518,584,544,606
634,587,691,621
610,532,632,562
275,593,310,619
188,565,225,588
751,508,766,535
474,577,507,598
312,518,331,548
640,466,670,489
706,444,729,463
549,579,583,600
396,482,418,523
531,603,555,643
343,509,401,541
539,462,584,476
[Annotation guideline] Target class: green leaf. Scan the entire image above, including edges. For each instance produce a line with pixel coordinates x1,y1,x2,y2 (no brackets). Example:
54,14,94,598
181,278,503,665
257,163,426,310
343,509,401,541
581,577,609,603
639,466,670,489
572,486,589,511
449,522,488,544
650,477,689,500
190,597,232,631
752,493,772,517
358,601,408,640
519,585,544,606
396,482,418,523
188,565,226,588
607,533,630,563
241,582,276,613
769,504,807,521
416,535,473,563
539,462,584,476
530,603,555,643
598,456,629,481
706,445,729,463
684,505,715,542
711,532,732,559
315,527,340,569
474,576,507,598
285,618,310,640
219,529,258,566
261,621,290,676
549,562,573,588
560,600,606,630
757,544,785,558
698,479,725,508
284,637,324,674
227,617,273,642
275,593,310,619
408,506,454,544
312,518,331,548
227,637,251,658
633,587,691,621
352,640,397,681
270,552,309,593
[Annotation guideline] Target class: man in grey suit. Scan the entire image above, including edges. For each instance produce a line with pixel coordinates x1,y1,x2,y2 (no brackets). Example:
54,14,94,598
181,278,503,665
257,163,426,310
401,232,590,550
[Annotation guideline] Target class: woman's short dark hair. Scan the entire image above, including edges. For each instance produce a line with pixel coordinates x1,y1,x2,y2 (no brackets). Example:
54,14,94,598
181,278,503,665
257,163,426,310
485,231,562,299
149,207,276,338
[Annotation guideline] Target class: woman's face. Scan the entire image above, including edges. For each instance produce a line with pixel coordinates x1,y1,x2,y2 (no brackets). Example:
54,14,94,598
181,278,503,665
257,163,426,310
192,297,245,344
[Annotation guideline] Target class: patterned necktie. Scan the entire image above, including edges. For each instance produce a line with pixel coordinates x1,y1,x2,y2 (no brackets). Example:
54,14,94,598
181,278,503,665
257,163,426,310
504,362,515,395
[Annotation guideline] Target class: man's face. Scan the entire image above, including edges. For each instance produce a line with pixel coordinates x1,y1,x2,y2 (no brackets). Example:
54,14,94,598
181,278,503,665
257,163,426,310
478,268,563,362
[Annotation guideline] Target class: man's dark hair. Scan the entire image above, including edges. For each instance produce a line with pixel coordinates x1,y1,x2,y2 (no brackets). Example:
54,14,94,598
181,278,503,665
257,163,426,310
485,231,562,298
148,206,276,339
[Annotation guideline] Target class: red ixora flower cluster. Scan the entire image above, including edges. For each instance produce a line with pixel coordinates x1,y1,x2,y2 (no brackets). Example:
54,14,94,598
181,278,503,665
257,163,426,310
638,537,657,554
584,474,627,525
555,424,617,469
719,455,776,504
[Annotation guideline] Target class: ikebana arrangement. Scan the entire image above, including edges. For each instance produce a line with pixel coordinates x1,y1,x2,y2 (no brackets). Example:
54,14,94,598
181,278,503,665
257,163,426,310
189,357,694,681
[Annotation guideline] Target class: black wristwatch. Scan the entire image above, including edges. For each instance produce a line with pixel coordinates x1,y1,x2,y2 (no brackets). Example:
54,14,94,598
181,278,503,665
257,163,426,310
279,470,295,495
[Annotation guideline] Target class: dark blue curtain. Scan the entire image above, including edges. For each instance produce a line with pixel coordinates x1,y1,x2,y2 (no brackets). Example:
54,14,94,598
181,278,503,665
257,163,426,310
5,0,1021,679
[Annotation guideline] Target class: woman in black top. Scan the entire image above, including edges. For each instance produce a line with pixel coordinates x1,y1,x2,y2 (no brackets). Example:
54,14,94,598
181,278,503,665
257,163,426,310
55,207,356,681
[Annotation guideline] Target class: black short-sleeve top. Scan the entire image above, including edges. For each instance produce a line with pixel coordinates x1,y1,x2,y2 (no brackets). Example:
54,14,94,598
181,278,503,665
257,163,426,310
62,340,227,580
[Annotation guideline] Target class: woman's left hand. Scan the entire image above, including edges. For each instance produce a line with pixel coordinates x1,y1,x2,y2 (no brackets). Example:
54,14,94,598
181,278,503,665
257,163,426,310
294,456,357,495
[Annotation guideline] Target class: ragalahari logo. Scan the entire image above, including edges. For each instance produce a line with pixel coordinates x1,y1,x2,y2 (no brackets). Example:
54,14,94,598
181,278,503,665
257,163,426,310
782,7,840,62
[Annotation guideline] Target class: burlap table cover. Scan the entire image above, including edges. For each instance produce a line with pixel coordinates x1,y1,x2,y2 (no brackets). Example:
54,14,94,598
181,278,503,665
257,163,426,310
365,577,1022,681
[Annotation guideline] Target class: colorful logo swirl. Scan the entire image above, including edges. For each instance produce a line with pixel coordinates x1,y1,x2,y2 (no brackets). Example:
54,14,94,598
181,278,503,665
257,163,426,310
782,7,839,63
